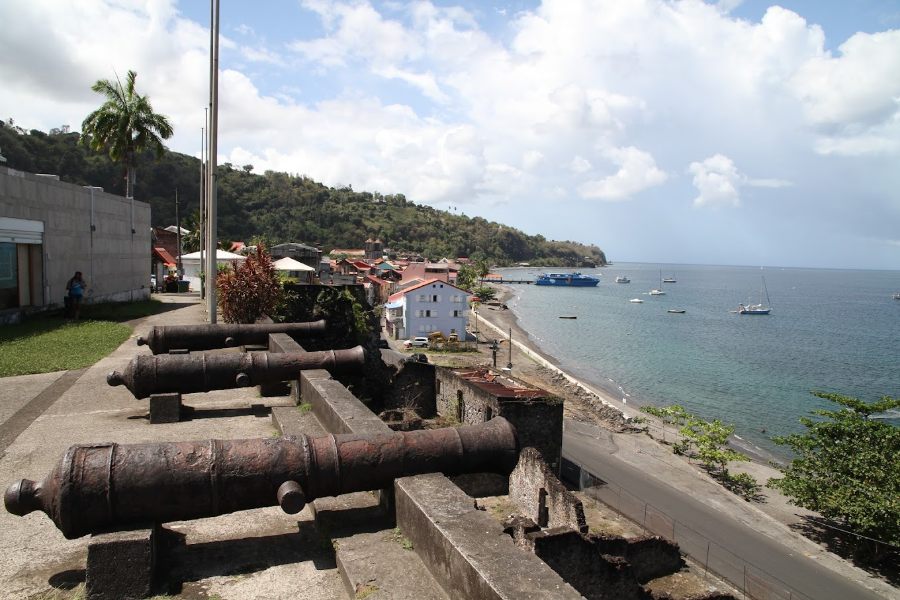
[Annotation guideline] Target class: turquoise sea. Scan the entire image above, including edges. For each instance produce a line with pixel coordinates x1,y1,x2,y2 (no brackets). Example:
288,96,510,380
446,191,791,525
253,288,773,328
495,264,900,462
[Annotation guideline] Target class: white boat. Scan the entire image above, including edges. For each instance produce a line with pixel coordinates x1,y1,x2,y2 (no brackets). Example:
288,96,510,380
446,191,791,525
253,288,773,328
667,309,685,313
739,277,772,315
615,276,631,283
649,270,666,295
894,293,900,300
629,298,644,303
662,274,676,283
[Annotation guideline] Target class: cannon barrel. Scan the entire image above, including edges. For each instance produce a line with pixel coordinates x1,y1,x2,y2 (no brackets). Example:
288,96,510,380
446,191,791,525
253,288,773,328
4,417,519,539
107,347,366,399
136,321,327,354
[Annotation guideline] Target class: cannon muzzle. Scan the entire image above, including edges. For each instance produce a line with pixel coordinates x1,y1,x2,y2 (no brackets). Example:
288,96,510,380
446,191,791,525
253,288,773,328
5,418,519,539
136,321,327,354
107,346,366,399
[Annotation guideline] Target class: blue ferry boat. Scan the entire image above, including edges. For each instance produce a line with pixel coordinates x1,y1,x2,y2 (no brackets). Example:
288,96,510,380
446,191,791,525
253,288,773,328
534,272,600,287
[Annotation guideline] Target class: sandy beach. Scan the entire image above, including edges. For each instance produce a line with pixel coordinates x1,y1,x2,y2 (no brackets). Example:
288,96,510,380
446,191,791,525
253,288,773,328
467,282,897,599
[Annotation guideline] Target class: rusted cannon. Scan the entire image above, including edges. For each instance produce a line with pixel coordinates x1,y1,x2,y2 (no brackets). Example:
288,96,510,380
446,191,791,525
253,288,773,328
136,321,327,354
4,417,519,539
107,347,366,399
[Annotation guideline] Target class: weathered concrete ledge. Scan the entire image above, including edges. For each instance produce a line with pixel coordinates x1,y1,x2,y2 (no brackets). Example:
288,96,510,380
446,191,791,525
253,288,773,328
395,473,583,600
270,332,582,599
300,369,390,435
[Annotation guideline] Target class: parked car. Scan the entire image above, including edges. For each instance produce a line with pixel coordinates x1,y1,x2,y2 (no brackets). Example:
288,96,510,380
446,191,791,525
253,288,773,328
377,339,390,349
406,353,428,363
404,337,430,348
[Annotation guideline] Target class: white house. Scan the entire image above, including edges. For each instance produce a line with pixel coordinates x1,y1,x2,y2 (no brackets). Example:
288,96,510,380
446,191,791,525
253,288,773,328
384,278,470,341
179,249,245,291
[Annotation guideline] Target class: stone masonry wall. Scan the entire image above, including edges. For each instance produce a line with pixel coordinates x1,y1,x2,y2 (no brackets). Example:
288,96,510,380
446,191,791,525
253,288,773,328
434,368,564,468
509,447,587,533
529,529,652,600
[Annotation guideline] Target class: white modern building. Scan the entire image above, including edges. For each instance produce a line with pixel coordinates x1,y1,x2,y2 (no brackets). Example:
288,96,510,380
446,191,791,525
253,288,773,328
1,167,151,322
384,278,470,341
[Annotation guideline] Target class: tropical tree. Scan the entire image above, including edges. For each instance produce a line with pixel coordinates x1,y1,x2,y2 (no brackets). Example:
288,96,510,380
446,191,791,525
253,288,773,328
475,259,490,285
768,392,900,561
81,69,173,200
181,210,201,253
456,264,477,291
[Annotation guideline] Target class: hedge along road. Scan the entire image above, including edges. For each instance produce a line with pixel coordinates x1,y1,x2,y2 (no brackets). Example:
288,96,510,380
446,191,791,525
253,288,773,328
561,420,885,600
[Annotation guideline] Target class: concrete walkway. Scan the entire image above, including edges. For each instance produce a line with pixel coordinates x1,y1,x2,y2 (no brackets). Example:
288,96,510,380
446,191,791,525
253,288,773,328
0,294,346,599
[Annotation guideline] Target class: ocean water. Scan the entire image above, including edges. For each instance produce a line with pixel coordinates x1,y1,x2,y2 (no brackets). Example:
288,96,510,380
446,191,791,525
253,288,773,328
495,264,900,461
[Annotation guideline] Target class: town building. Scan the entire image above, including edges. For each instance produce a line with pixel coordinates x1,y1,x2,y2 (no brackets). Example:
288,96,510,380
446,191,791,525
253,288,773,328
400,261,459,286
384,278,470,340
364,238,384,261
271,243,320,271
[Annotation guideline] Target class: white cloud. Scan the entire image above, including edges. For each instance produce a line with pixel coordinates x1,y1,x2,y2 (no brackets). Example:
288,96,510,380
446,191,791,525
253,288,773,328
790,30,900,128
688,154,741,208
578,146,668,201
570,156,592,174
1,0,898,268
522,150,545,170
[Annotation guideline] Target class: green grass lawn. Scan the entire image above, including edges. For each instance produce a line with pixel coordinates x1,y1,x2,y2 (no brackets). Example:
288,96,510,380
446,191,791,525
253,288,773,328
0,299,161,377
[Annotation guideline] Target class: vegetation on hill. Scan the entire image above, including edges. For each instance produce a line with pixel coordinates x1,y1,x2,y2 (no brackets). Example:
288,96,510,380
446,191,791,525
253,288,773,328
0,122,606,267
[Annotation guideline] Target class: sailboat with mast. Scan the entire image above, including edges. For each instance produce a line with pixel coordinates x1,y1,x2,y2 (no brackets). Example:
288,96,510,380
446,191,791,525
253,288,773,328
739,276,772,315
649,270,666,295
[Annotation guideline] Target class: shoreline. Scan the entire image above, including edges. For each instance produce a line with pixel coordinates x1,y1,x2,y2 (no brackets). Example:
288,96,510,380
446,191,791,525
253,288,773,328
471,282,900,597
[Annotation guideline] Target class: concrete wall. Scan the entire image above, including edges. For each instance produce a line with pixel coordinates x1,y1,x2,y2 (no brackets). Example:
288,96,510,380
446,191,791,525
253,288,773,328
0,168,151,312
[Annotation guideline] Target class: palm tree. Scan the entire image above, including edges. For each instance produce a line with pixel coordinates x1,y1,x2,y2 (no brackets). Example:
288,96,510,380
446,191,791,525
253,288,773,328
181,210,201,253
81,70,173,200
475,259,490,285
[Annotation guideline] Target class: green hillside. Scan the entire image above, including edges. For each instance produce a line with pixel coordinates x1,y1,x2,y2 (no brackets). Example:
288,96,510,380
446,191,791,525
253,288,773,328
0,122,606,266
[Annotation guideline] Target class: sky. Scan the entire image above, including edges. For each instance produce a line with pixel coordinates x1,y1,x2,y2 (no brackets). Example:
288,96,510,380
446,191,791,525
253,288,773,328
1,0,899,270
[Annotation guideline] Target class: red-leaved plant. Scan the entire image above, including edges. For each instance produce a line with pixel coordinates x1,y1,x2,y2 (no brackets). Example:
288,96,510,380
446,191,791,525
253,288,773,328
216,245,283,324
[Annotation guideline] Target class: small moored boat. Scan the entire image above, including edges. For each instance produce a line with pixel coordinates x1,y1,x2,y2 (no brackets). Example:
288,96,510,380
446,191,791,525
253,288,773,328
629,298,644,303
667,309,685,313
615,276,631,283
559,315,577,319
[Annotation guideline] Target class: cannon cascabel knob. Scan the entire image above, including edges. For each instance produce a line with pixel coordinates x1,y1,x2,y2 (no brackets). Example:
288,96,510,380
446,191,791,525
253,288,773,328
4,479,40,517
277,480,306,514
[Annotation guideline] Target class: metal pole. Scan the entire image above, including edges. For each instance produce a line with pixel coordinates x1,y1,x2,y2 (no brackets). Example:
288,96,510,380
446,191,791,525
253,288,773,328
705,541,710,575
207,0,219,323
175,188,182,279
507,327,512,369
83,186,100,295
199,122,205,299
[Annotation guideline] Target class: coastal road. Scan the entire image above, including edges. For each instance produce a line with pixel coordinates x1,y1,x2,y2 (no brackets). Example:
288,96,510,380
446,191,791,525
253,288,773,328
562,421,884,600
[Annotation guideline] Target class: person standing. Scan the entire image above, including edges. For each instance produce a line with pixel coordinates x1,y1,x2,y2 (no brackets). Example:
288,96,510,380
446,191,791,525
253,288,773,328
66,271,86,319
